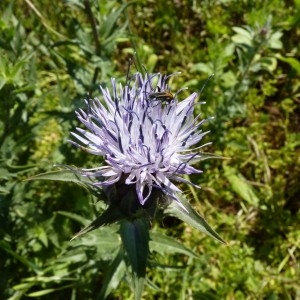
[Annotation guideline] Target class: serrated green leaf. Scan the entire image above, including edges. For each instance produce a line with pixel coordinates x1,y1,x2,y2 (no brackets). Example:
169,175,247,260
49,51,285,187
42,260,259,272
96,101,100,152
150,231,198,258
164,194,225,244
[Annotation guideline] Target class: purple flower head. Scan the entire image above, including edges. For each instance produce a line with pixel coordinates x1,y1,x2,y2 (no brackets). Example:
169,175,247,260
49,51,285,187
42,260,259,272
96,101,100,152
70,73,209,208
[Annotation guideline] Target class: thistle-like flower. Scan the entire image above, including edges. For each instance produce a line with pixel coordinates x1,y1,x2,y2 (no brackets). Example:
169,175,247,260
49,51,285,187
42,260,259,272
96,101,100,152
70,73,209,211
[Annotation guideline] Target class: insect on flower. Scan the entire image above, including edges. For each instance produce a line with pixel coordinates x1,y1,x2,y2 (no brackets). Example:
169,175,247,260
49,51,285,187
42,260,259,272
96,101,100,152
125,59,178,104
144,69,178,104
148,86,174,103
70,70,211,210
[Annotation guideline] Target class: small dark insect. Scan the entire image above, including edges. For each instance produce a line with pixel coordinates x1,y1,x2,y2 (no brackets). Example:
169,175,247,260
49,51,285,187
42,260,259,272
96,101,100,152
140,65,174,103
148,87,174,103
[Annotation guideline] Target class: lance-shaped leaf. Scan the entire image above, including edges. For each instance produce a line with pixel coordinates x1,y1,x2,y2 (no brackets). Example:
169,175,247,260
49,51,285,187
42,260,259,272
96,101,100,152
120,219,149,300
71,204,125,240
150,231,198,258
25,169,96,188
164,193,226,244
98,249,127,300
223,165,259,206
26,168,106,200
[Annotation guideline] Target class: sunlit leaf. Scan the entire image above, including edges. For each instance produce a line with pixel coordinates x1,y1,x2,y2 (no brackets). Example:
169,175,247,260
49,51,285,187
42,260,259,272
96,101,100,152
223,165,260,206
27,284,73,297
25,169,95,186
164,195,225,244
232,26,253,46
150,231,198,258
268,31,283,49
276,54,300,74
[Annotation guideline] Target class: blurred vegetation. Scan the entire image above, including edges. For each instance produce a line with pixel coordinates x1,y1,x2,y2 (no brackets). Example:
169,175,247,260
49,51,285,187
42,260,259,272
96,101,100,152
0,0,299,299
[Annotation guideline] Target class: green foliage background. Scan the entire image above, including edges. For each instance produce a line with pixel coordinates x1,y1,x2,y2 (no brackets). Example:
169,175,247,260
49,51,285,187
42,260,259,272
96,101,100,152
0,0,299,299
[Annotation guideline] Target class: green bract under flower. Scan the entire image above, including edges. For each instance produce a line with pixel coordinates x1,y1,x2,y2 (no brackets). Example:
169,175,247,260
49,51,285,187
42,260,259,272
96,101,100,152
70,73,210,207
